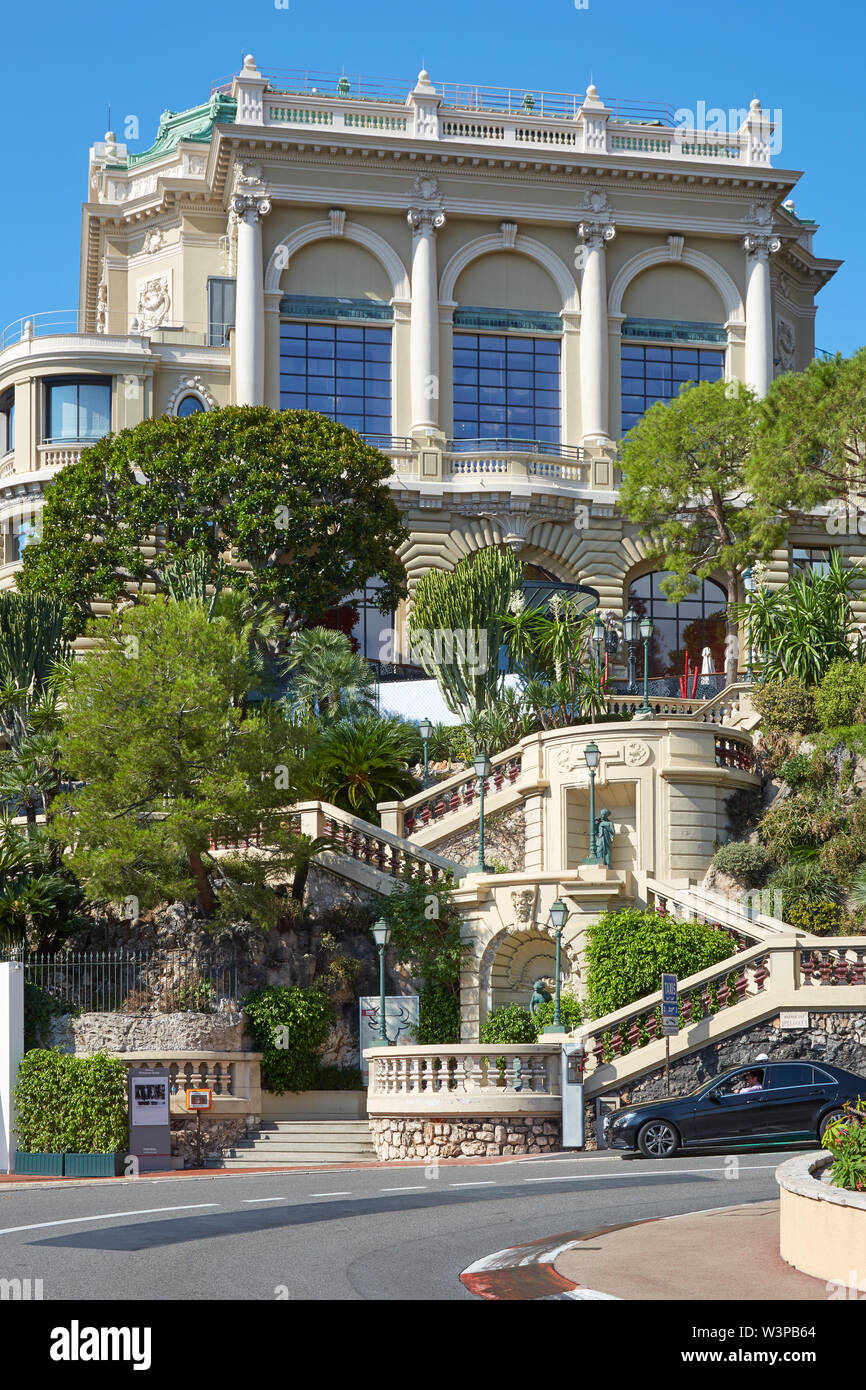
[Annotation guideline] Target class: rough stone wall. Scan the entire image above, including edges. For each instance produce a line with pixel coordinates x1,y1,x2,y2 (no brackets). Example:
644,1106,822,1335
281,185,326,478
430,805,526,872
587,1010,866,1147
46,1010,246,1056
370,1114,560,1159
170,1116,250,1168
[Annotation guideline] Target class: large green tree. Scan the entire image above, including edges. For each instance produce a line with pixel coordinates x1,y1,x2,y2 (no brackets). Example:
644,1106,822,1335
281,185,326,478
53,598,308,919
618,379,787,678
20,406,407,638
749,349,866,516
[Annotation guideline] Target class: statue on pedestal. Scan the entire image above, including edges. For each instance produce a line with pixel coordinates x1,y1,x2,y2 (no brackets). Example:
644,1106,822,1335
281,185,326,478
529,979,552,1016
594,809,615,868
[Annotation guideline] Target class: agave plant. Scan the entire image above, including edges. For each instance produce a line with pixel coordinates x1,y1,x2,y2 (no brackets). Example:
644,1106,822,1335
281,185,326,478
0,593,67,750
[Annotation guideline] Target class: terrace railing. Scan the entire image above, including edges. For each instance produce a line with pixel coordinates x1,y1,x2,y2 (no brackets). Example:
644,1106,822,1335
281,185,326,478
0,949,239,1015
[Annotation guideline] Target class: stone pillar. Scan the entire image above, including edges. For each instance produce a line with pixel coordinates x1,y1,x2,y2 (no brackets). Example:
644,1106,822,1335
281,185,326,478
743,228,780,397
576,200,616,443
407,200,446,437
0,962,24,1173
231,187,271,406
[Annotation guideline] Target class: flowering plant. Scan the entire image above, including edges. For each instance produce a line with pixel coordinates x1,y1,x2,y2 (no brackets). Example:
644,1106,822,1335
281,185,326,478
821,1098,866,1192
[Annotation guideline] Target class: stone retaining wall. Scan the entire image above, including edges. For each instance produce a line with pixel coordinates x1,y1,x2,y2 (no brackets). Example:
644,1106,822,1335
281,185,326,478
171,1116,249,1168
370,1115,561,1160
46,1010,247,1055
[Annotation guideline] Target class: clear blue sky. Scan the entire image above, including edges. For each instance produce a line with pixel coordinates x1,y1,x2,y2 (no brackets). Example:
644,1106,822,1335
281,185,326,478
2,0,863,354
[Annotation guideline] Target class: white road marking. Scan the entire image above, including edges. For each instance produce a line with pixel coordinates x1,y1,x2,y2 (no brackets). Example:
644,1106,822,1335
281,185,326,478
380,1185,426,1193
242,1197,286,1204
522,1163,781,1183
308,1192,352,1198
0,1203,220,1238
449,1181,497,1188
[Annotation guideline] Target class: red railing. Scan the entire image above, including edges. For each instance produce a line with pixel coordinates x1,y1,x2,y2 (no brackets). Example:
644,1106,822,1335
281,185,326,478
404,754,522,835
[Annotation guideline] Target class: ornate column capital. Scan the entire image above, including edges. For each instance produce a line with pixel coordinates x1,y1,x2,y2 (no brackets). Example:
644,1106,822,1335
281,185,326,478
743,230,781,260
407,174,446,233
576,191,616,249
231,190,271,223
407,206,446,233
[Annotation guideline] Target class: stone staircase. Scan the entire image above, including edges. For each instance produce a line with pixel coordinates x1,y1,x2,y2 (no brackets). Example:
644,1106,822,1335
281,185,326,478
219,1119,377,1168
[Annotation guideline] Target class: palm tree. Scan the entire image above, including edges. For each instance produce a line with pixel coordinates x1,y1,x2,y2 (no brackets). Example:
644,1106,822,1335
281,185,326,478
281,627,378,723
301,714,419,822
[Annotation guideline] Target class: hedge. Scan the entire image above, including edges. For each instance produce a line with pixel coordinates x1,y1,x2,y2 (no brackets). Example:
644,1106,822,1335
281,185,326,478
13,1050,128,1155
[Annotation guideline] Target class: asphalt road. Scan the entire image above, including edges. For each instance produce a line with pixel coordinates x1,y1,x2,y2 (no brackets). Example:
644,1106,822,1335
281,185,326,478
0,1149,799,1301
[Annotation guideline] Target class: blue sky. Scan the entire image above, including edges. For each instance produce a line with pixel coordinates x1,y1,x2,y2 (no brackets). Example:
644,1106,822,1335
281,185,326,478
2,0,863,353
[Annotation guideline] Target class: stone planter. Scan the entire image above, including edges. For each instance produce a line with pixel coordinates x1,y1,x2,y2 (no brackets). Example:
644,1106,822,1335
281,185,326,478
777,1152,866,1292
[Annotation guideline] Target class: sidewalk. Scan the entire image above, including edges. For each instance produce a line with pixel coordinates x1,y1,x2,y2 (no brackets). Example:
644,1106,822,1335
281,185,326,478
555,1201,829,1300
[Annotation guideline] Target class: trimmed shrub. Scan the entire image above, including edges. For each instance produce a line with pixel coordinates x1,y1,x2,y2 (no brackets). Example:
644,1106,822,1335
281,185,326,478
753,678,819,734
13,1050,127,1155
711,841,773,887
479,1003,537,1045
416,985,461,1045
584,909,733,1019
815,660,866,731
532,992,584,1034
786,900,847,935
243,986,334,1094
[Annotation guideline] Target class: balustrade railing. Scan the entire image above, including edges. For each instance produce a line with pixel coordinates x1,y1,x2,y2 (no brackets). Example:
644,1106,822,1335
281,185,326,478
800,944,866,987
403,752,523,835
323,814,450,882
714,734,756,771
367,1045,561,1113
119,1052,261,1105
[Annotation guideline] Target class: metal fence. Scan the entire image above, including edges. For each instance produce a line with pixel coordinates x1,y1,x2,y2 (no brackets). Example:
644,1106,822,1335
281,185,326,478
0,949,239,1015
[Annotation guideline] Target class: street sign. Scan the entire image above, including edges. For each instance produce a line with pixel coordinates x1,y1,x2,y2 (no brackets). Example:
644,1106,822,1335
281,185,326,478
662,973,678,1004
661,1013,679,1036
185,1088,212,1111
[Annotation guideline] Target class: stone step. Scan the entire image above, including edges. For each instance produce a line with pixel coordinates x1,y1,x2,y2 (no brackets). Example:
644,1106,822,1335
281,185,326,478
219,1156,371,1167
256,1121,371,1134
228,1143,375,1155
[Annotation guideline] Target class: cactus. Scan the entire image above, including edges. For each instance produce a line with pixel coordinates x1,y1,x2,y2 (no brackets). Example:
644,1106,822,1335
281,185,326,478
409,549,522,720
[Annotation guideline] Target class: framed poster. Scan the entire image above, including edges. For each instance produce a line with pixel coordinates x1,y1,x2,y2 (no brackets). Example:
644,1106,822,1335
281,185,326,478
129,1075,170,1126
359,995,419,1077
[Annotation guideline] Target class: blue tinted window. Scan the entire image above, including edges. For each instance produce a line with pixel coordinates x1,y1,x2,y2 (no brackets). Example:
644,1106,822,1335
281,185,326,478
279,322,392,432
451,332,560,444
621,345,727,436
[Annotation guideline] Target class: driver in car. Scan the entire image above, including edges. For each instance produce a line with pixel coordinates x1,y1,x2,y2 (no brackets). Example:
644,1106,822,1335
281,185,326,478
737,1070,764,1092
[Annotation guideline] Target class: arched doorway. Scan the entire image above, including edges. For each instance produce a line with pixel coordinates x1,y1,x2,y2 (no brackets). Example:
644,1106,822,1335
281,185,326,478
628,571,727,688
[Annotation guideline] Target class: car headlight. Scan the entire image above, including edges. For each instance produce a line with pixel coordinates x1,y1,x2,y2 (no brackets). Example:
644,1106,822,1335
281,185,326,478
607,1110,634,1129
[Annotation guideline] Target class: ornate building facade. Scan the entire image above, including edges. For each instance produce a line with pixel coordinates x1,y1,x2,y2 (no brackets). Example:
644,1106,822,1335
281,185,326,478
0,57,853,682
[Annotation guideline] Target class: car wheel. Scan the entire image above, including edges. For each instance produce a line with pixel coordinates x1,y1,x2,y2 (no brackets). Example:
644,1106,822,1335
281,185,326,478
819,1109,847,1140
637,1120,679,1159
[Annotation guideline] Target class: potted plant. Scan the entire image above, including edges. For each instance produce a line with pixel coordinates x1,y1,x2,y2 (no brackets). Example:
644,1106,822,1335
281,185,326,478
13,1050,128,1177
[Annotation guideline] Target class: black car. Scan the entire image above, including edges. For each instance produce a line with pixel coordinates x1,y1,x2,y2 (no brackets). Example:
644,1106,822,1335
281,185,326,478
603,1060,866,1158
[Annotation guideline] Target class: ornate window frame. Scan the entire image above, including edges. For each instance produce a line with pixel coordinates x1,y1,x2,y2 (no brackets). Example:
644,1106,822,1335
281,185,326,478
166,376,217,417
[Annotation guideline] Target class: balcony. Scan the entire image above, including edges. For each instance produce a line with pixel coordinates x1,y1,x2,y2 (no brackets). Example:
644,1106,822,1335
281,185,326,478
0,310,232,359
377,436,605,490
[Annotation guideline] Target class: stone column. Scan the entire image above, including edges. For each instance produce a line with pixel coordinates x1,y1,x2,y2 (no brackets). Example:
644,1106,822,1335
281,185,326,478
407,204,446,436
231,188,271,406
743,230,780,397
576,205,616,444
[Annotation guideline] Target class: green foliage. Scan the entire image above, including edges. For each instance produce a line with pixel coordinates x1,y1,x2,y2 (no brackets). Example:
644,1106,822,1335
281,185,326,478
0,593,67,751
814,659,866,731
53,598,309,918
409,548,522,719
282,627,378,723
531,992,584,1034
585,908,733,1019
311,1064,365,1091
23,982,76,1051
759,796,842,860
724,786,764,839
13,1050,128,1154
752,678,819,733
785,900,847,935
243,986,334,1094
731,553,865,685
416,985,461,1045
821,1099,866,1192
0,820,84,949
20,406,407,638
298,714,419,823
767,860,842,917
479,1003,537,1045
379,877,465,996
711,841,773,887
778,751,831,788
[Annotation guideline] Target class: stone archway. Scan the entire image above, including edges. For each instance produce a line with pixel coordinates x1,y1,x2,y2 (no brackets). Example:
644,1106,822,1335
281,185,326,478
478,925,577,1022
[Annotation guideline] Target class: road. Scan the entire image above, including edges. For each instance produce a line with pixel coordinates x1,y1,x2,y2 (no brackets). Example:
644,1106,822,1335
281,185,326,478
0,1149,797,1301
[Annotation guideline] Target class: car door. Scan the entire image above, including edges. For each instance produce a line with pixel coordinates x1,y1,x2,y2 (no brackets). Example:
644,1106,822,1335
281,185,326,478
757,1065,832,1138
686,1070,771,1145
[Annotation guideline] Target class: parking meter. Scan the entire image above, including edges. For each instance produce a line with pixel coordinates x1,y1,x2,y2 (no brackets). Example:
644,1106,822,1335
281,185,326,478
561,1041,586,1149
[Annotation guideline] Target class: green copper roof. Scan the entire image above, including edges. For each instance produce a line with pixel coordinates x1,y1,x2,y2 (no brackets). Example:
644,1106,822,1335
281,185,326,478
127,93,237,168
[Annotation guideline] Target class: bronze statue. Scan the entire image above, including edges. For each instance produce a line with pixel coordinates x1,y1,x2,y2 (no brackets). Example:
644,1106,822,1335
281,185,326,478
594,809,615,868
529,978,552,1016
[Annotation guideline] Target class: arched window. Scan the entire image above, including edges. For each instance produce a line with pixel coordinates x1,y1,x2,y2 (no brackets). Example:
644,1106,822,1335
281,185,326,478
628,571,727,682
176,395,205,418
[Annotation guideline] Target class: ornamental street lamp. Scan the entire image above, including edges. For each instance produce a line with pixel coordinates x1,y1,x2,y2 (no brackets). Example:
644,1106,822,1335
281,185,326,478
582,740,601,865
639,615,654,714
473,751,492,873
592,613,605,676
369,919,393,1048
744,569,753,684
623,607,640,694
542,896,570,1035
419,718,433,790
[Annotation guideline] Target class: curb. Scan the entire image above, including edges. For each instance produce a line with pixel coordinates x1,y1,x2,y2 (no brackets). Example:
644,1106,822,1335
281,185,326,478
461,1233,622,1301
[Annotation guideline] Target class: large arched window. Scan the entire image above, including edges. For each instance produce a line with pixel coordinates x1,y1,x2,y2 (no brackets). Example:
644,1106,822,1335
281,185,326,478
628,571,727,682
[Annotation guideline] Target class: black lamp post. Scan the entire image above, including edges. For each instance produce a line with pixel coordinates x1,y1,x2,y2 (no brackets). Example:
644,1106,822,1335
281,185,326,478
369,918,393,1048
473,751,492,873
623,607,640,694
639,615,654,714
542,897,570,1034
419,718,432,790
582,740,601,864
